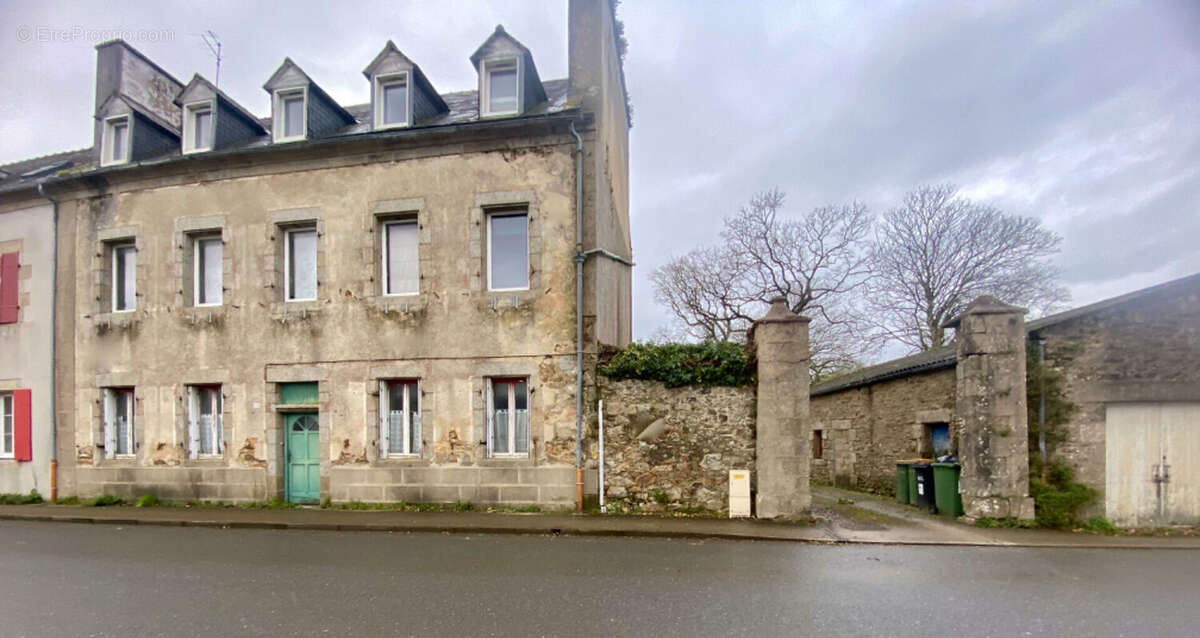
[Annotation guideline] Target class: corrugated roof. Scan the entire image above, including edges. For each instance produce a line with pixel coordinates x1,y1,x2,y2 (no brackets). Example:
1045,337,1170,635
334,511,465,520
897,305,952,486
0,78,573,198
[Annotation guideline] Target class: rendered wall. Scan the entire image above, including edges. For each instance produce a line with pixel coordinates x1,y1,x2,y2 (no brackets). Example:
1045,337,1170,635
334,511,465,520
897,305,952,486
0,201,55,495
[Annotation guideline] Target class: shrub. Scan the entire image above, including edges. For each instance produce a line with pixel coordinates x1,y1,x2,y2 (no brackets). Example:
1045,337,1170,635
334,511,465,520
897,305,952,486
87,494,123,507
600,341,754,387
0,491,44,505
135,494,159,508
453,500,474,512
1029,461,1096,529
1082,516,1118,534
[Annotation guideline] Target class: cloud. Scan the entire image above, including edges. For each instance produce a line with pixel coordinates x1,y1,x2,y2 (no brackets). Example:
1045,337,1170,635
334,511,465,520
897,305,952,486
2,0,1196,352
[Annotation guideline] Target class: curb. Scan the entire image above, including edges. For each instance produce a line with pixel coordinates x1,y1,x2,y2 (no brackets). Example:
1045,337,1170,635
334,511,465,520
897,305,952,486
3,511,1198,549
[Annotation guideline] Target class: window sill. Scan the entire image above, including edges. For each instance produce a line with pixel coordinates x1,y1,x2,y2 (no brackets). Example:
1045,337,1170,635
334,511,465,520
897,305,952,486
478,456,534,467
92,312,139,333
367,294,425,316
376,456,430,467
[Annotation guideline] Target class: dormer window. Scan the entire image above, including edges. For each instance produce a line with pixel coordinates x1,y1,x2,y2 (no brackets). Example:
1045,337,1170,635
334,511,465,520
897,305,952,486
183,101,214,153
273,89,307,142
102,115,131,166
375,73,409,129
483,59,519,116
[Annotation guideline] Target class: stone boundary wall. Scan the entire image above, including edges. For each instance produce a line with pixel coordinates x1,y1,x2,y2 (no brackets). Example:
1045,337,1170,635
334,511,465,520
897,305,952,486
598,378,755,513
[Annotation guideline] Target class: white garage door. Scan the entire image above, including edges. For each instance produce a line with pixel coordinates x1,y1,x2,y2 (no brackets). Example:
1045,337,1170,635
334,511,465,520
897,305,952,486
1106,403,1200,526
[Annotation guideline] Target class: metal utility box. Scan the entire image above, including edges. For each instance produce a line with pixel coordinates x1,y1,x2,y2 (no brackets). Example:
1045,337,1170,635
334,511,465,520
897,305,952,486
729,470,751,518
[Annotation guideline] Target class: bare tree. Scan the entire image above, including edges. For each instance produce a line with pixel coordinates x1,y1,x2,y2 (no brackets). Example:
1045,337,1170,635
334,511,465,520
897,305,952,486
651,189,873,378
868,184,1068,351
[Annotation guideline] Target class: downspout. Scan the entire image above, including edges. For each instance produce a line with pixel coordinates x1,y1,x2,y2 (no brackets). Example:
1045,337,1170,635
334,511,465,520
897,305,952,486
37,182,58,502
569,120,584,513
1036,336,1047,482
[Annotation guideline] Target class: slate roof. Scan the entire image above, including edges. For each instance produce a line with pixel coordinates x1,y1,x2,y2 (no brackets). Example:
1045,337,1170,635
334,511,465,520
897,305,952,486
1026,271,1200,333
810,345,957,396
0,77,574,198
812,271,1200,396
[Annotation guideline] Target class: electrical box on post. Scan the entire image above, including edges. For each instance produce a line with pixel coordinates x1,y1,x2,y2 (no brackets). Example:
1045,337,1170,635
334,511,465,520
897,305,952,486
729,470,751,518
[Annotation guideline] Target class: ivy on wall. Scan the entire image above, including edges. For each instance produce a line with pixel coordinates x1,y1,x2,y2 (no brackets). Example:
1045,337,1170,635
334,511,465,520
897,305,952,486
599,341,754,388
1026,339,1097,528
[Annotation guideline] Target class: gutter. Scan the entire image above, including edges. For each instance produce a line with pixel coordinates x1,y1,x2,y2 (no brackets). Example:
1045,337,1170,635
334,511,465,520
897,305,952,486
36,182,58,502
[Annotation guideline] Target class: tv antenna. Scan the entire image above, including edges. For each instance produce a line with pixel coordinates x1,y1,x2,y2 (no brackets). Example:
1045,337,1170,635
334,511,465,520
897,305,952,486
201,30,223,87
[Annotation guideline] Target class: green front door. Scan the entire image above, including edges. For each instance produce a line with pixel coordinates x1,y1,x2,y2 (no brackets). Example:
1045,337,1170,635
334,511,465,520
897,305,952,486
285,413,320,504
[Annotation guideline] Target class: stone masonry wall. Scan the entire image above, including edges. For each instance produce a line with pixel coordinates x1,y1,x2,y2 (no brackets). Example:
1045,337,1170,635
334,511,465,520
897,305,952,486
598,378,755,513
810,368,958,494
1034,282,1200,516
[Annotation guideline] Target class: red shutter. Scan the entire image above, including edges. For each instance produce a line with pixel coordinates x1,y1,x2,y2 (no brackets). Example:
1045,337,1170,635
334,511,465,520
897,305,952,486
0,252,19,324
13,389,32,462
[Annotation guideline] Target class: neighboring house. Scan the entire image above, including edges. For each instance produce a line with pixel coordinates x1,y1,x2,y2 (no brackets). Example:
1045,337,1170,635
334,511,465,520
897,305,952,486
0,157,66,496
0,0,632,506
810,273,1200,526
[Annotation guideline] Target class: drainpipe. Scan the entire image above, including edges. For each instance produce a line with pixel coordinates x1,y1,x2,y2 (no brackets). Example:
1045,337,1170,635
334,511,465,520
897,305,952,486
37,182,58,502
1036,336,1047,481
569,120,585,513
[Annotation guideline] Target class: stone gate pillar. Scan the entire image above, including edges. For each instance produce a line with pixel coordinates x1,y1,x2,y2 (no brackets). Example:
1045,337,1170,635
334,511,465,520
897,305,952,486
944,296,1035,520
753,296,812,519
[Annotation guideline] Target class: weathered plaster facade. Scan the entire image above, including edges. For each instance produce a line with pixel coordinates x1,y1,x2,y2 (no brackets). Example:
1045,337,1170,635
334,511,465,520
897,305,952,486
0,201,55,495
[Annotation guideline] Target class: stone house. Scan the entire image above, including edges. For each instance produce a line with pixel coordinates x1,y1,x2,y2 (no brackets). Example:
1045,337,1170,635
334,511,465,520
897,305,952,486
810,273,1200,525
0,0,632,507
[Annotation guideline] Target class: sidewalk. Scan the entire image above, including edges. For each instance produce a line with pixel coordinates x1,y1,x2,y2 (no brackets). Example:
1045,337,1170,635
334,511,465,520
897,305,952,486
2,492,1198,549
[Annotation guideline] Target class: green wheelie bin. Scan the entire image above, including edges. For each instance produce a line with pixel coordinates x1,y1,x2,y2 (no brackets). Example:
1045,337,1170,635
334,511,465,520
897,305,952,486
906,462,918,505
932,462,963,518
895,462,911,504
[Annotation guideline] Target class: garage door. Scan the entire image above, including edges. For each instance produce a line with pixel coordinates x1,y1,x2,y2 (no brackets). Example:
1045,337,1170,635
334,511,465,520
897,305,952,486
1106,403,1200,526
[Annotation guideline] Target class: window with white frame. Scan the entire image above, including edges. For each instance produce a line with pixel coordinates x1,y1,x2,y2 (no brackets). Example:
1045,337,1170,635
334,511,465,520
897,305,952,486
382,218,418,296
1,393,12,459
380,379,420,457
487,209,529,291
103,388,136,458
285,227,317,301
375,73,409,129
483,59,519,116
111,241,137,312
487,378,529,457
102,115,131,166
274,89,306,142
183,101,214,153
187,385,223,458
193,234,222,306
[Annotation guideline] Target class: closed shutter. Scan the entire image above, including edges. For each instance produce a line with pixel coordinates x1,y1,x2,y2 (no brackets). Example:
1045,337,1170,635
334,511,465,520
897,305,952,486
103,390,117,459
378,380,389,458
485,381,494,458
0,252,18,324
13,389,31,462
187,387,200,459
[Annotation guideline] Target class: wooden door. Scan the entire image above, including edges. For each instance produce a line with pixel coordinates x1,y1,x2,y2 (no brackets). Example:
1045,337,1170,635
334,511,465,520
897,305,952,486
285,413,320,504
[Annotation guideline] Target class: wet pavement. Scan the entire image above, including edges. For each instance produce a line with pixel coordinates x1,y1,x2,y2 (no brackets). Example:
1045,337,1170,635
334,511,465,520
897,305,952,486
1,519,1197,637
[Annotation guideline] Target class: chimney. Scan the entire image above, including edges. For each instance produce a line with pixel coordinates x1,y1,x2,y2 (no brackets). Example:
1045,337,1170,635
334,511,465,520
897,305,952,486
93,40,184,148
568,0,630,127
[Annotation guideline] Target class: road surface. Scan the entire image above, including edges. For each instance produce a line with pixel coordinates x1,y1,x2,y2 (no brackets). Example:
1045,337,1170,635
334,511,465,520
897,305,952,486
1,520,1196,637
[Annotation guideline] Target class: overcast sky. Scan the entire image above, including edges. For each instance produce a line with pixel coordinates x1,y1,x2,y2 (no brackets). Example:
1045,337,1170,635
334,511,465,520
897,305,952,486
2,0,1198,343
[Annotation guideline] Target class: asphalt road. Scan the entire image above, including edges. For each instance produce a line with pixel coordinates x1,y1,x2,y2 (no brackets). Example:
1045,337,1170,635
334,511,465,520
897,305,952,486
1,521,1197,637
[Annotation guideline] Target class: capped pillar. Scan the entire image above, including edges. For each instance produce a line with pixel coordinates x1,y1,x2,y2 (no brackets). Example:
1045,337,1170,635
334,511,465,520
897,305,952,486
944,296,1035,520
753,296,812,519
